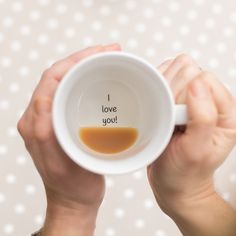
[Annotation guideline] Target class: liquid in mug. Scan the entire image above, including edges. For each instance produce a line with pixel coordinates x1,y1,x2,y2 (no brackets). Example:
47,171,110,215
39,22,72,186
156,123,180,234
79,127,138,154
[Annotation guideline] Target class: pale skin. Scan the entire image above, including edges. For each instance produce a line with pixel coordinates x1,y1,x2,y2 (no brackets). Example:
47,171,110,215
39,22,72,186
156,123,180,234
17,44,122,236
148,54,236,236
17,46,236,236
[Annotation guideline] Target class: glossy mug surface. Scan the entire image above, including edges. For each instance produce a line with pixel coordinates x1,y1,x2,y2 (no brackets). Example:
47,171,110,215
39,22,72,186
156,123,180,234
53,52,187,175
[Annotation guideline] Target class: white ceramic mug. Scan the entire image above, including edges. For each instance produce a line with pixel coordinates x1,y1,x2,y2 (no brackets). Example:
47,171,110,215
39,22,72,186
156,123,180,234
53,52,187,175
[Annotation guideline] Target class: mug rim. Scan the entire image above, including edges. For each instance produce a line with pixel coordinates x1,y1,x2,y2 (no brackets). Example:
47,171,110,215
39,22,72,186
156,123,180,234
52,51,175,175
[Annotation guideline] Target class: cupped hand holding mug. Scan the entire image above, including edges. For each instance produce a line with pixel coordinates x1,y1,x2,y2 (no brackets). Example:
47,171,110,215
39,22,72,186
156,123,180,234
17,44,121,236
148,54,236,236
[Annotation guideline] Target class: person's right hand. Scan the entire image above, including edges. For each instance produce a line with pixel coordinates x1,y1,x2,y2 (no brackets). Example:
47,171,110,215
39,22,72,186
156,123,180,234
17,44,121,236
148,55,236,236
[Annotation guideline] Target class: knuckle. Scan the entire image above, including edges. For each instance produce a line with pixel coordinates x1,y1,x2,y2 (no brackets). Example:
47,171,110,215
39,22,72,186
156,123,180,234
17,117,26,138
33,118,53,143
199,113,217,126
198,71,215,82
42,68,53,79
178,65,196,79
175,54,193,65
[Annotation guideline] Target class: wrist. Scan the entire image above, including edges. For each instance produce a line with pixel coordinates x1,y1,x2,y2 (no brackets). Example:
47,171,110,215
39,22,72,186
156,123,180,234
41,198,99,236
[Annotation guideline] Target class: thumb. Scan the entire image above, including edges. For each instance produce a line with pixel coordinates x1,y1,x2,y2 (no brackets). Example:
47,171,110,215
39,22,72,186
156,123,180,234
183,78,217,150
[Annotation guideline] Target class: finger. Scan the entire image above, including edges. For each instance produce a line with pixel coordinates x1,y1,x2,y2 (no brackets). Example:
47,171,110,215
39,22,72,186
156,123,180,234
198,71,234,116
163,54,198,83
182,79,217,152
171,65,201,103
33,44,121,110
157,58,174,74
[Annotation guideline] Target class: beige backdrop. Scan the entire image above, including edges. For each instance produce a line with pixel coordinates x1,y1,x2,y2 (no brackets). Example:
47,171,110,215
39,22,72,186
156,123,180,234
0,0,236,235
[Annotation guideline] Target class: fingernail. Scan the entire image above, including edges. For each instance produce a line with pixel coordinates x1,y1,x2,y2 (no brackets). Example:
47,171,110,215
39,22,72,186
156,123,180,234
190,79,209,98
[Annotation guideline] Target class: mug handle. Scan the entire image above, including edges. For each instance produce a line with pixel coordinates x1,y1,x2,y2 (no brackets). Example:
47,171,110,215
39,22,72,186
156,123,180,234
174,104,187,125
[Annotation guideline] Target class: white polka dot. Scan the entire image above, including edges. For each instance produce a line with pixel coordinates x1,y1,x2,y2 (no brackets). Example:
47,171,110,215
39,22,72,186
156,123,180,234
25,184,36,195
16,155,27,165
179,25,190,35
30,10,41,20
194,0,205,5
56,43,67,54
10,40,22,52
168,2,179,12
126,0,136,10
132,170,144,179
56,3,67,14
106,177,114,188
143,8,154,18
228,68,236,78
230,12,236,22
205,18,215,29
4,224,14,234
12,1,23,12
146,47,156,57
114,208,125,218
124,188,134,198
223,27,234,37
117,14,129,25
47,18,59,29
229,173,236,183
105,227,116,236
212,3,223,14
172,41,182,51
0,32,4,43
14,203,25,214
35,214,44,226
186,10,198,20
154,32,164,42
134,218,145,228
74,12,85,22
216,42,227,53
2,16,14,27
28,50,39,60
0,192,6,203
109,29,120,40
65,27,76,38
83,36,94,46
197,34,208,44
99,5,111,16
6,174,17,184
221,192,230,201
0,100,10,110
9,82,19,93
19,66,30,77
208,58,219,68
1,57,12,67
127,38,138,49
155,229,166,236
161,16,172,27
190,49,201,59
82,0,93,8
144,198,155,209
92,21,103,31
20,25,31,35
135,23,146,33
37,34,49,45
7,127,18,137
38,0,49,6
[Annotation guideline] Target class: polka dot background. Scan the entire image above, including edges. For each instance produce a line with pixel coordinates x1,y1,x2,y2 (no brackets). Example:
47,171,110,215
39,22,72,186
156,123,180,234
0,0,236,235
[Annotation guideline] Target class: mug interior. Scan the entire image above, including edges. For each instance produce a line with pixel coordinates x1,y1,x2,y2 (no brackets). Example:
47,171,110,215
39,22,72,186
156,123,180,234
53,52,174,174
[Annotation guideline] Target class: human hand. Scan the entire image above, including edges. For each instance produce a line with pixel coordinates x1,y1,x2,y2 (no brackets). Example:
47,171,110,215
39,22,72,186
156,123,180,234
148,55,236,235
18,44,121,236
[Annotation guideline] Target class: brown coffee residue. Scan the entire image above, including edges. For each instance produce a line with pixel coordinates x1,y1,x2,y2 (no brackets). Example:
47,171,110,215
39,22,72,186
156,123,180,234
79,127,138,154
